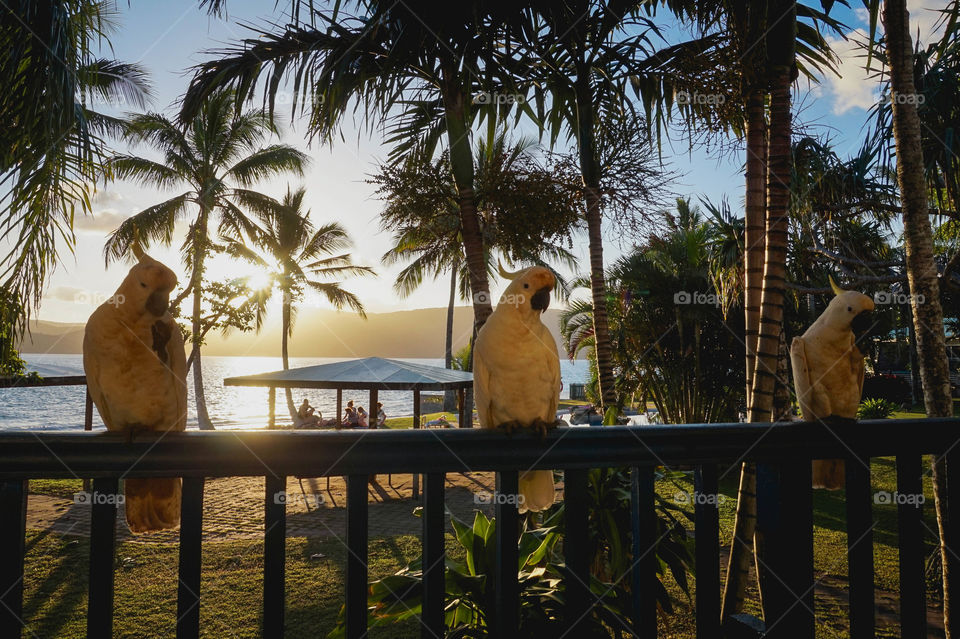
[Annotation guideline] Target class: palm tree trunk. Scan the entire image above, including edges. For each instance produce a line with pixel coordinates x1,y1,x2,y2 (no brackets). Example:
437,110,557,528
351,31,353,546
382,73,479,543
440,65,492,333
574,67,616,413
725,9,796,616
744,88,767,408
282,297,297,424
190,254,214,431
443,268,457,413
883,1,955,634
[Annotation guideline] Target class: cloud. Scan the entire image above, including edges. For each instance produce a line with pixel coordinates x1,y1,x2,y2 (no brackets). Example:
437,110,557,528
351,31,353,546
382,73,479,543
821,2,946,116
48,286,88,303
75,208,130,233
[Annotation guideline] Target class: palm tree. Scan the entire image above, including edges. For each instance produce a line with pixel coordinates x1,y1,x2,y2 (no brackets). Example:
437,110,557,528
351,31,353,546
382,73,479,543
103,91,308,429
182,1,534,335
376,133,582,410
225,186,374,423
867,0,958,632
0,0,151,356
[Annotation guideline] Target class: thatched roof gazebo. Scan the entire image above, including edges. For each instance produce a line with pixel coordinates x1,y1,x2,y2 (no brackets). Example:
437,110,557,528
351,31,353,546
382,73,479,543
223,356,474,429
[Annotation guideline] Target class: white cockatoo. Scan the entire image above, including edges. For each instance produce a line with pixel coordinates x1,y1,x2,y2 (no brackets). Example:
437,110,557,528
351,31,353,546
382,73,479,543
474,263,561,513
790,276,875,489
83,244,187,532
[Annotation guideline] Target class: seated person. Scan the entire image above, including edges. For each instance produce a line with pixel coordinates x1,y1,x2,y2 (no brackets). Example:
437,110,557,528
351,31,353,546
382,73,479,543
342,400,359,427
297,399,321,428
425,414,450,428
376,402,386,427
357,406,369,428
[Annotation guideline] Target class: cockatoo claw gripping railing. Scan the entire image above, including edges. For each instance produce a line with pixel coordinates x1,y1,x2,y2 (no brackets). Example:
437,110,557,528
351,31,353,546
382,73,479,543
0,418,956,639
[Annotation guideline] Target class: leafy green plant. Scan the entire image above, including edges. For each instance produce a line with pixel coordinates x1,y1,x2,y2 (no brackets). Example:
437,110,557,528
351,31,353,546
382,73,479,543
329,510,630,638
857,397,899,419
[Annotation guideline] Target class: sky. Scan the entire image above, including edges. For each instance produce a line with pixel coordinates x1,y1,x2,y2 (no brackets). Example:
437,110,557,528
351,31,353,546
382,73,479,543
33,0,949,324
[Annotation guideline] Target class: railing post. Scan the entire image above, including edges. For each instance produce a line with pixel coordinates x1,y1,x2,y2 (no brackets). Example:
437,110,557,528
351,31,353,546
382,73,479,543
493,471,519,637
176,477,204,639
896,456,926,637
631,466,657,638
0,480,26,639
694,464,720,638
755,461,814,638
421,473,445,638
87,477,119,639
264,475,286,638
412,390,420,500
564,469,590,631
345,475,368,639
845,456,874,639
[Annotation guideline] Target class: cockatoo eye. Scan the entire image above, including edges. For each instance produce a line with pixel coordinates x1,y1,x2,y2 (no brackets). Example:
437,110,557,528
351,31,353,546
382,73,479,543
847,306,853,312
523,283,529,289
140,282,147,288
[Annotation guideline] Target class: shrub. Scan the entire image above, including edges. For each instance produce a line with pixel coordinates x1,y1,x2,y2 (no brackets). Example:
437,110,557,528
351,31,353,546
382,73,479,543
862,373,911,405
857,398,899,419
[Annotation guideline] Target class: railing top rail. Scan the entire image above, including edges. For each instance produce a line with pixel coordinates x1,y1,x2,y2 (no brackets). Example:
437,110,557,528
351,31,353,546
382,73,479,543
0,418,955,479
0,375,86,388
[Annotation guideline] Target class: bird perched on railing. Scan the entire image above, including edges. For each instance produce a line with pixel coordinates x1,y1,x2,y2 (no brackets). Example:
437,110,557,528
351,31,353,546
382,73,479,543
474,262,561,513
83,244,187,532
790,276,875,489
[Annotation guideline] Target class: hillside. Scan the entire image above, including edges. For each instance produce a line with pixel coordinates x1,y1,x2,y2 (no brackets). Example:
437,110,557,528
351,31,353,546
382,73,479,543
18,307,577,359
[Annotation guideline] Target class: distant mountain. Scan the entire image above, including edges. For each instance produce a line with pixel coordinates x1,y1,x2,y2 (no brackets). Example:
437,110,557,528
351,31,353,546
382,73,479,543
18,307,579,359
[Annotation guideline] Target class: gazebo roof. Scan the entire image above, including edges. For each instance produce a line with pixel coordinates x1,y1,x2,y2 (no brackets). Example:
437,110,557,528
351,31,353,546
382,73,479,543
223,357,473,391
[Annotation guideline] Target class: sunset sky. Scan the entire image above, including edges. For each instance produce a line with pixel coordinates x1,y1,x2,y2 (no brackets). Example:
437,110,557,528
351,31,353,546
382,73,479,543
33,0,947,324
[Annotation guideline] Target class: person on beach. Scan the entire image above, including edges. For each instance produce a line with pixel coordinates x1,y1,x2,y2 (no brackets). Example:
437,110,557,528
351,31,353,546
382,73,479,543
343,401,359,427
376,402,386,427
357,406,369,427
297,399,321,428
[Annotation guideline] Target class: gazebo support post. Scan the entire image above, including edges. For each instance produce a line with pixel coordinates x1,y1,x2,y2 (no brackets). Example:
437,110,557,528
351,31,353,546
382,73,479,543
369,389,378,429
458,389,467,428
336,389,342,426
268,388,276,429
412,389,421,499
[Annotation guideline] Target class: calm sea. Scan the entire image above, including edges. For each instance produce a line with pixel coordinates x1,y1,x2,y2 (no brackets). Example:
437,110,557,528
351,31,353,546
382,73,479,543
1,354,589,432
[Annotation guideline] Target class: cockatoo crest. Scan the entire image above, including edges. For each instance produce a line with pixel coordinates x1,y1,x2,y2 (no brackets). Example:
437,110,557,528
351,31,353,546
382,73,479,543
497,262,555,316
117,246,179,319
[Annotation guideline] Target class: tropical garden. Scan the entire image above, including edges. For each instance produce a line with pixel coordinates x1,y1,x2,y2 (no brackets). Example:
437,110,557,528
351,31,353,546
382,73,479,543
4,0,960,637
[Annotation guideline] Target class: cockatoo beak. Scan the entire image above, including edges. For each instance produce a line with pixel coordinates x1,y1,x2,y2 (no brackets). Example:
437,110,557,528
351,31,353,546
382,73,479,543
146,290,170,316
850,309,873,340
530,286,551,312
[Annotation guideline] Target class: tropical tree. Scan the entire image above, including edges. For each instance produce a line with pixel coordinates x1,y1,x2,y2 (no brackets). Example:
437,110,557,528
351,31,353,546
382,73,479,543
561,199,746,422
224,186,374,422
0,0,151,363
103,90,308,429
182,1,536,335
866,0,958,632
374,133,582,410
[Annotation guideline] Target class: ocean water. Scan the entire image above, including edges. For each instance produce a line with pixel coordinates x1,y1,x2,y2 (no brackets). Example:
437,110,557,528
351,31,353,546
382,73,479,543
1,354,588,432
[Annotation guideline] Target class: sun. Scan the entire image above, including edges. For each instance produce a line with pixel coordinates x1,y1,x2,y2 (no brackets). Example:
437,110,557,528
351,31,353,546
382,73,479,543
245,271,274,292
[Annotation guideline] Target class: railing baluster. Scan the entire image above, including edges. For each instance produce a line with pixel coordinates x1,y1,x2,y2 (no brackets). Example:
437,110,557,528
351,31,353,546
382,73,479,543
631,466,657,638
564,469,590,631
345,474,368,639
493,471,519,637
176,478,204,639
896,456,926,637
845,456,874,639
421,472,445,638
694,464,719,638
87,477,118,639
756,461,814,638
263,475,286,638
0,480,26,639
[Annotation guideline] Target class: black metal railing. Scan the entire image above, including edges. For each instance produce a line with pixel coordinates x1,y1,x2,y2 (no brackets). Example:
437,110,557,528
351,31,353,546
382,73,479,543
0,418,956,638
